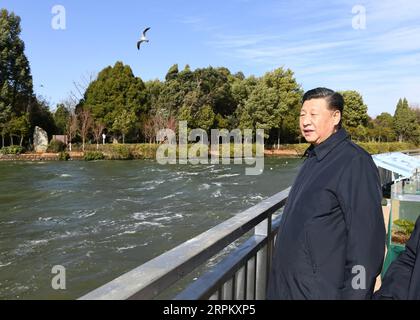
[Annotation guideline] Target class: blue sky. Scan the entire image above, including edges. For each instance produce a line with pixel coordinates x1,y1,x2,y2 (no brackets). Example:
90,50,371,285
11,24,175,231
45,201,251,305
1,0,420,117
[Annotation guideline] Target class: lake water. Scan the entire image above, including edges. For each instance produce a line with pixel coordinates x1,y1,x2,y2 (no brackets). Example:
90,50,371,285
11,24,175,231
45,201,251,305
0,157,301,299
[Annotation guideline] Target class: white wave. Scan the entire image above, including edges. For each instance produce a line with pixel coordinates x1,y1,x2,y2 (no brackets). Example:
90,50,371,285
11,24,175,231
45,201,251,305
143,179,165,185
215,173,240,179
212,182,222,187
169,176,184,182
48,189,74,196
116,197,147,204
133,212,149,220
117,230,137,236
59,174,72,178
116,245,137,253
133,221,164,228
0,262,12,268
73,209,96,219
198,183,211,191
38,217,53,222
177,171,199,176
29,239,49,246
1,220,18,225
50,230,84,240
211,190,222,198
161,191,184,199
154,213,183,222
98,220,115,227
134,186,156,191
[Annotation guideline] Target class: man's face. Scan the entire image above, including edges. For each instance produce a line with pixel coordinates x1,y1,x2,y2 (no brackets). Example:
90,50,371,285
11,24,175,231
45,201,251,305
300,98,341,145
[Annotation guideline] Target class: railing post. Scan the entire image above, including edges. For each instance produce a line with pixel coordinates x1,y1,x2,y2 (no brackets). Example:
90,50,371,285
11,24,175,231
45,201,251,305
254,215,272,300
246,256,256,300
222,279,233,300
234,266,246,300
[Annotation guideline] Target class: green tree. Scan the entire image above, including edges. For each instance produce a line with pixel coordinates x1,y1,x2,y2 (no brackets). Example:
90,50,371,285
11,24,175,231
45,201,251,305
29,96,56,140
9,112,29,146
394,98,416,142
195,105,215,132
112,109,136,144
54,104,70,135
0,104,11,147
372,112,396,142
340,91,368,135
240,82,277,139
178,104,193,123
239,68,302,144
83,61,147,140
262,68,302,146
165,64,179,81
0,9,34,146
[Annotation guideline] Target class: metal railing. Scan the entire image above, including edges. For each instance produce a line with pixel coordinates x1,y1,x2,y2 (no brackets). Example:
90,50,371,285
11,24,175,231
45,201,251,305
402,149,420,157
79,187,290,300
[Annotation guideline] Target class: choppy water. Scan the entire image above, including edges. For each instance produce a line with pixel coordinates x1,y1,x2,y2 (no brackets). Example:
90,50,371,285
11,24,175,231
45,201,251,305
0,157,301,299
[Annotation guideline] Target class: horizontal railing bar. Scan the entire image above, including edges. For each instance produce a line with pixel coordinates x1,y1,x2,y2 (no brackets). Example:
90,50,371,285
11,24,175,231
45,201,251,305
174,234,268,300
175,214,284,300
79,188,289,300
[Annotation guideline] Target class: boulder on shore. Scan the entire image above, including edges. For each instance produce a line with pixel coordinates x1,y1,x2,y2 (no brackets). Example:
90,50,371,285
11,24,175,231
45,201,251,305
34,126,48,153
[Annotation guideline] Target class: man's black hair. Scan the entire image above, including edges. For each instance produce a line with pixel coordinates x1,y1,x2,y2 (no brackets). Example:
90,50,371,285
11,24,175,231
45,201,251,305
302,87,344,128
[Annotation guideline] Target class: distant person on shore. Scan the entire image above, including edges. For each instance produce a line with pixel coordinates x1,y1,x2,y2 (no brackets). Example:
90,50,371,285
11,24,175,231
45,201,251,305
267,87,386,300
374,216,420,300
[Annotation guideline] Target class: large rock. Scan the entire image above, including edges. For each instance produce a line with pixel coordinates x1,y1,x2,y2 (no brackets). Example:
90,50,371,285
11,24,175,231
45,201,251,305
34,126,48,153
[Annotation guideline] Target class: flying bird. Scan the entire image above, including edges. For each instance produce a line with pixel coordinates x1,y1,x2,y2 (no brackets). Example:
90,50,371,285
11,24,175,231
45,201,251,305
137,27,150,50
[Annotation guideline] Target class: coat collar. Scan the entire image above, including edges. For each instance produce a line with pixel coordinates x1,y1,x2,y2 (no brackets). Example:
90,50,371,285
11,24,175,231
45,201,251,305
304,128,349,161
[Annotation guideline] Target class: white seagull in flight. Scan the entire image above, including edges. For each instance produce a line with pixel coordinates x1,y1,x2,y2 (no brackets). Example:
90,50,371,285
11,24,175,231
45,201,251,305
137,27,150,50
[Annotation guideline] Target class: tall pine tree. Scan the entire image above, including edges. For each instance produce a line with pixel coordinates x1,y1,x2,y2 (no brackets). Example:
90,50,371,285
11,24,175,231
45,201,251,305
0,9,34,146
394,97,416,142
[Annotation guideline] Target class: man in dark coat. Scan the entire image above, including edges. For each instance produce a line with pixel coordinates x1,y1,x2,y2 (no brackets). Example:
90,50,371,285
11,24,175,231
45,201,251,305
267,88,386,300
374,216,420,300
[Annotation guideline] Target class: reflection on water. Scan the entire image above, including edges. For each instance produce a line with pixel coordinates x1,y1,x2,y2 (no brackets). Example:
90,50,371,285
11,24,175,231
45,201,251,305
0,158,300,299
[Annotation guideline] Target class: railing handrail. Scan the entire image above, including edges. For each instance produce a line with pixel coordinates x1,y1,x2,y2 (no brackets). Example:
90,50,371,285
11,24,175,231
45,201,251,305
174,216,284,300
401,149,420,155
79,187,290,300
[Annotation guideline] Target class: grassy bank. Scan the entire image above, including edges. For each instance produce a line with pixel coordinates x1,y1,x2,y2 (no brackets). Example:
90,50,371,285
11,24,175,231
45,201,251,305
70,141,420,160
1,141,418,161
280,141,418,156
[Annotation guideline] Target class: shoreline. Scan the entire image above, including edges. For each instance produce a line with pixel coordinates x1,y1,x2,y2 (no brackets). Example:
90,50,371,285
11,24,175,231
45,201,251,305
0,149,301,161
0,152,85,161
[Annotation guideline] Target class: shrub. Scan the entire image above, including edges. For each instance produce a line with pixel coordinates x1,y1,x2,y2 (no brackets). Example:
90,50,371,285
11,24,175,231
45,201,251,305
1,145,24,155
280,144,309,156
394,219,415,236
357,142,416,154
110,145,133,160
47,140,66,153
84,151,105,161
58,152,70,161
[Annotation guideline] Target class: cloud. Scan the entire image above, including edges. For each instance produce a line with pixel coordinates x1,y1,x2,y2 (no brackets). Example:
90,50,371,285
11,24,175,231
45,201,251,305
200,1,420,116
